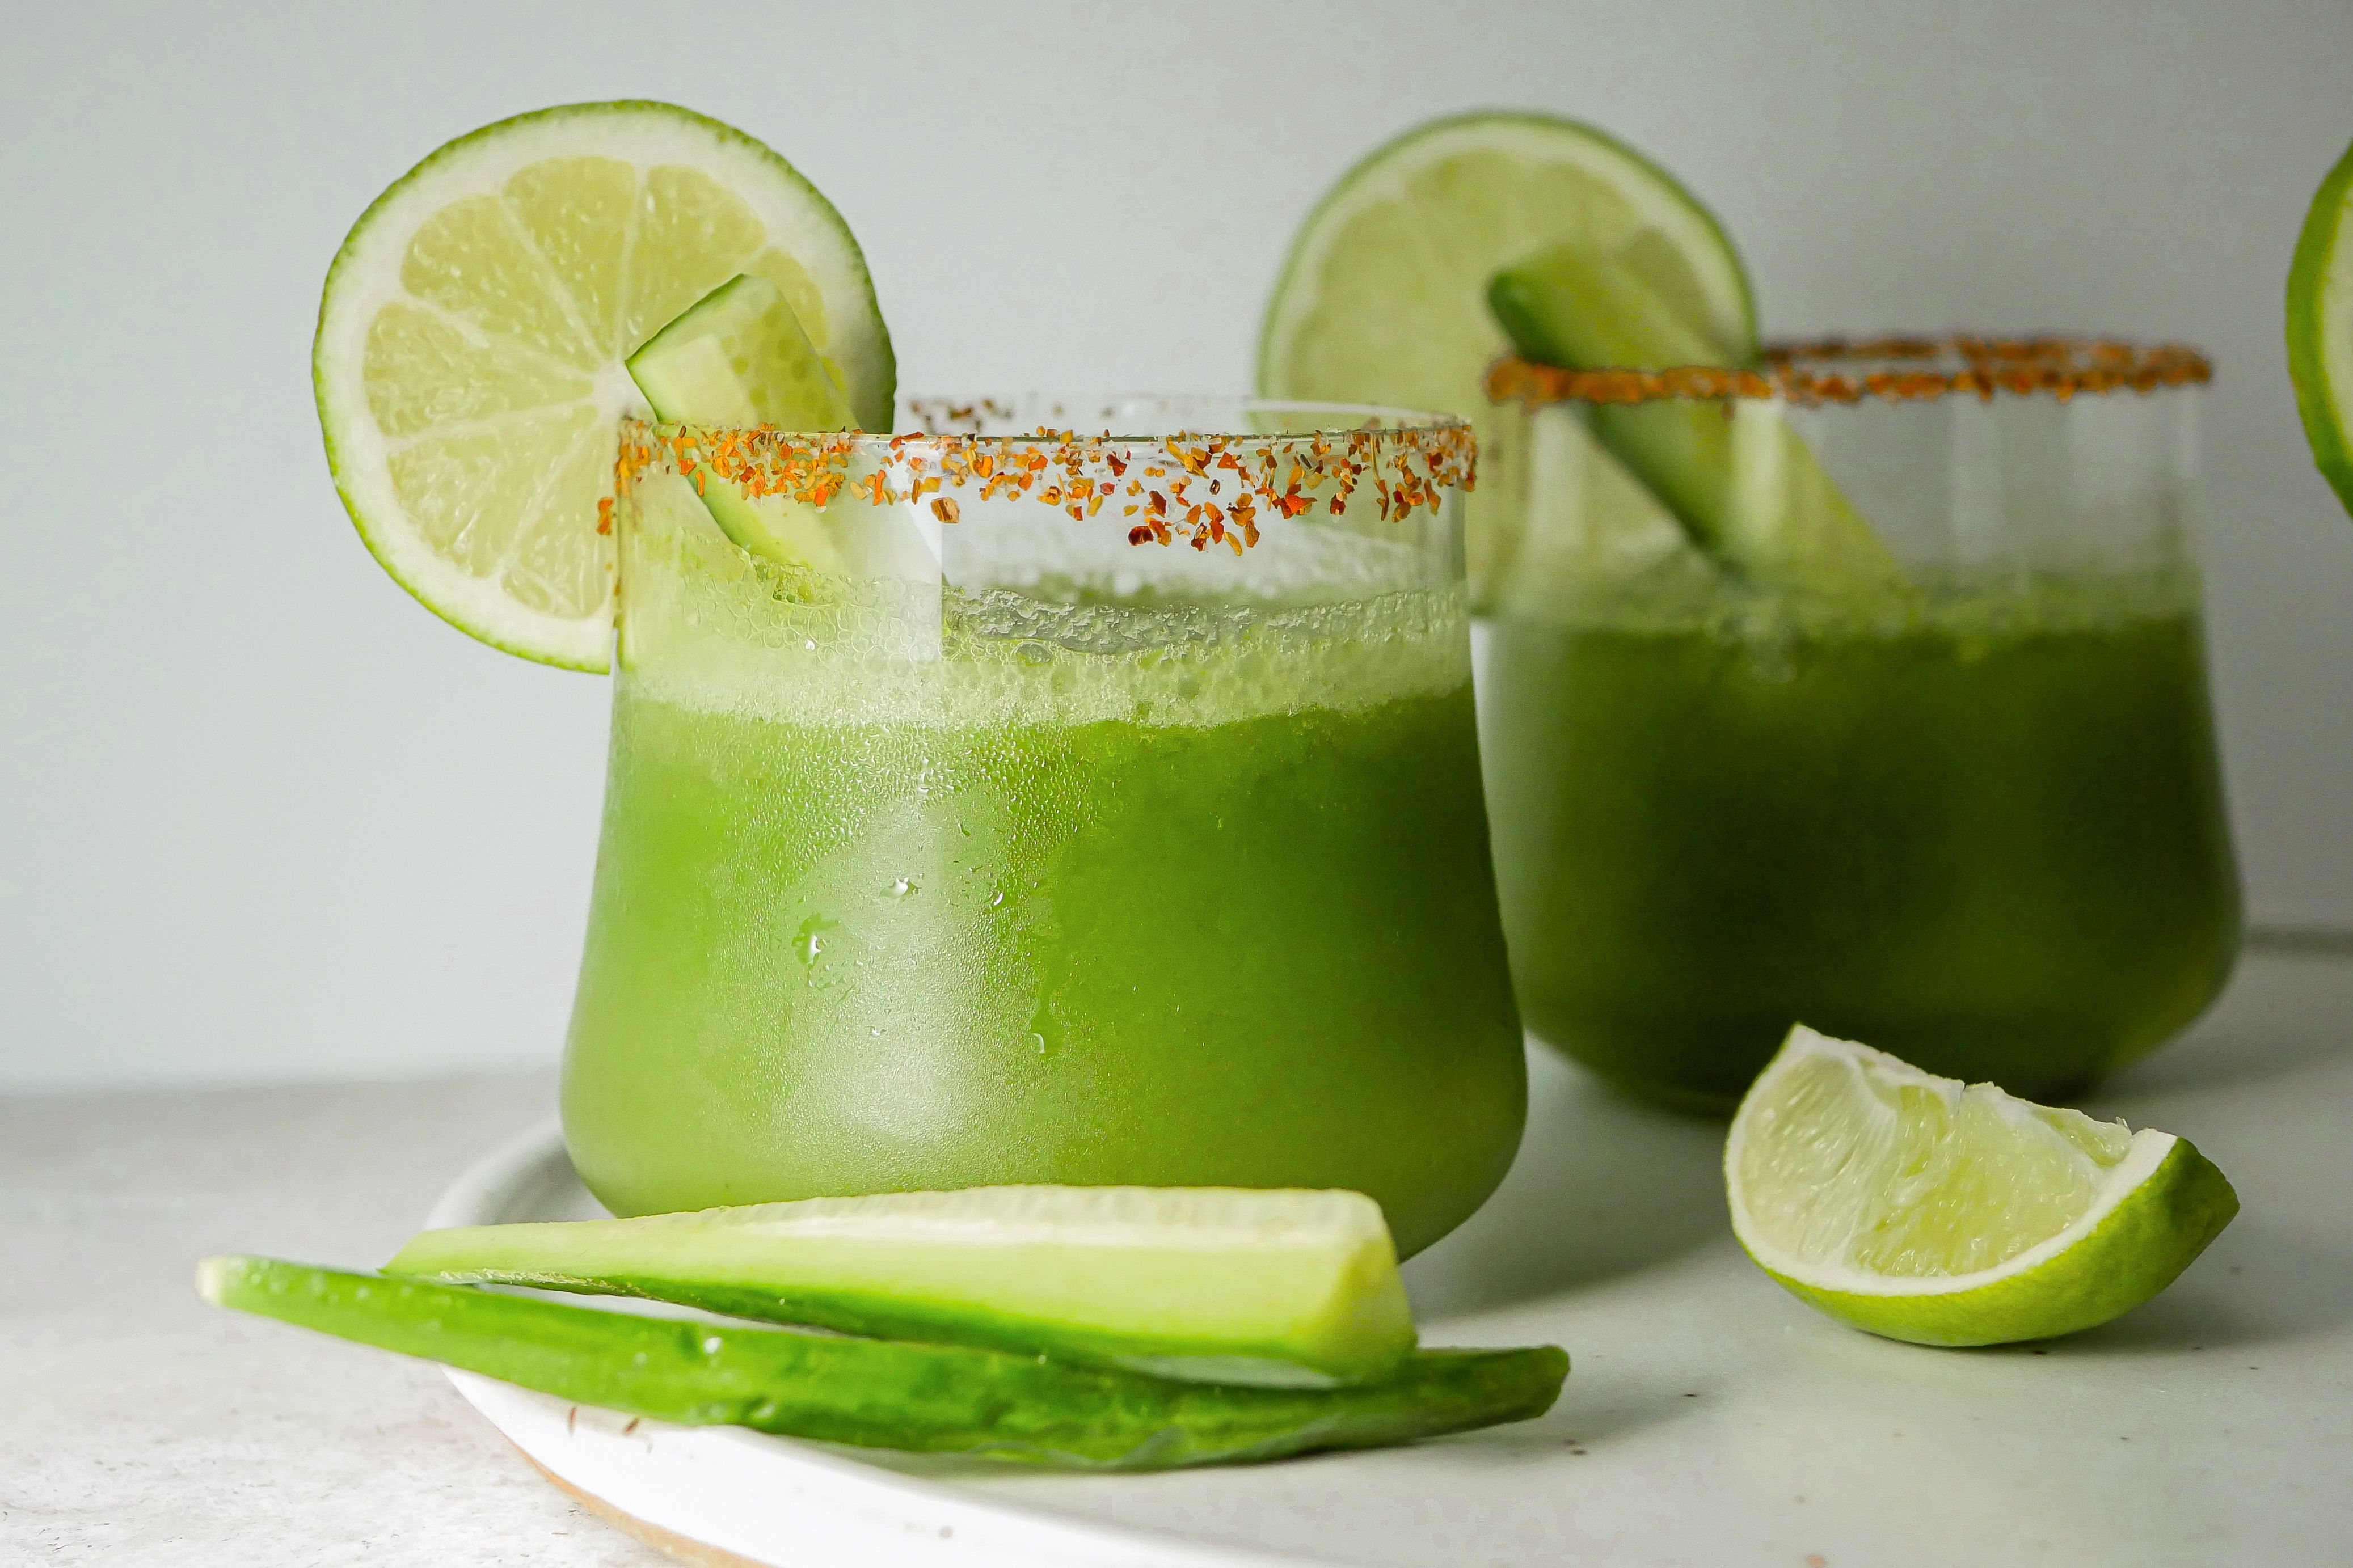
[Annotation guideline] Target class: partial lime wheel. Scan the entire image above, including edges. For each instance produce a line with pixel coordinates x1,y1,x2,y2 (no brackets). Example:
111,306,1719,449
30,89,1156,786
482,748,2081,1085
2288,135,2353,519
314,100,893,670
1727,1025,2238,1347
1255,112,1753,597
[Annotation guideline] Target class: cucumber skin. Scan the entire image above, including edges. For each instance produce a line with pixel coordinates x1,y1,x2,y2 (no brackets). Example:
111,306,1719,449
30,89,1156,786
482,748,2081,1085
199,1257,1566,1470
384,1265,1394,1388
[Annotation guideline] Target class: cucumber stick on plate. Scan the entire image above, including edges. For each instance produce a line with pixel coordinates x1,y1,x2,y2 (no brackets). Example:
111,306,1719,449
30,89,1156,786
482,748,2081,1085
389,1184,1419,1388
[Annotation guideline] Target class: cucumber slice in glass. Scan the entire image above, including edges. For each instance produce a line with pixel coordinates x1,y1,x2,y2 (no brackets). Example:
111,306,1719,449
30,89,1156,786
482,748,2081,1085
626,271,859,432
198,1256,1568,1470
1488,242,1908,597
624,272,863,571
1254,112,1755,607
388,1185,1417,1387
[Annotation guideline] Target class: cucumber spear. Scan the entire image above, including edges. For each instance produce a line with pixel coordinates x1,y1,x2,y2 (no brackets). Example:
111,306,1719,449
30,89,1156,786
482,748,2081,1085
385,1185,1417,1388
1488,242,1909,597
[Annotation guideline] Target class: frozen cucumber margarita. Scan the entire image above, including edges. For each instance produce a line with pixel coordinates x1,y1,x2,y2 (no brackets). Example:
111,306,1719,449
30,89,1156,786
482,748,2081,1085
302,98,1521,1260
1262,112,2240,1109
563,403,1524,1258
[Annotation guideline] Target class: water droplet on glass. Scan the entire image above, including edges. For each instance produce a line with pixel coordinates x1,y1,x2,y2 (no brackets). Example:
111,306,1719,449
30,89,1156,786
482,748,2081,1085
989,890,1005,908
1030,1032,1048,1055
1016,640,1053,666
887,877,916,898
793,914,837,967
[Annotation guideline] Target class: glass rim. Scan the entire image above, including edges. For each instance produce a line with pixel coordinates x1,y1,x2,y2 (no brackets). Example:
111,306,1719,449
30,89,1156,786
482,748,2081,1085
1486,336,2213,409
614,397,1477,556
897,393,1469,439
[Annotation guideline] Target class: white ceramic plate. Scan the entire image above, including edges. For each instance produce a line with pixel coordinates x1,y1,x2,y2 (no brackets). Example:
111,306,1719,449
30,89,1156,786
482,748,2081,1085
429,1121,1328,1567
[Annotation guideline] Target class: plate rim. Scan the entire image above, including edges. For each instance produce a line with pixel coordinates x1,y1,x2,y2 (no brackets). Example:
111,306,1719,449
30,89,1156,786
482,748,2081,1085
425,1122,1338,1568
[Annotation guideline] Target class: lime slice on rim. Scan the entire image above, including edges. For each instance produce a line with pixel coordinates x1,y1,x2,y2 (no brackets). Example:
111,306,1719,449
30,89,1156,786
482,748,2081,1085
1727,1026,2239,1347
2288,135,2353,519
314,100,893,671
1255,112,1754,597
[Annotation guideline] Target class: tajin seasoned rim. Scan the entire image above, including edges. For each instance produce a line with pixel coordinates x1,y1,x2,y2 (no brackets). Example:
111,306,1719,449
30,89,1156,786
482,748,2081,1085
610,399,1477,555
1487,336,2213,409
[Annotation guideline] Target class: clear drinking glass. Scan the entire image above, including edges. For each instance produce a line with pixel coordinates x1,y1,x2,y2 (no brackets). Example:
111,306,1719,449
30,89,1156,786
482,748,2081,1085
562,396,1523,1257
1477,339,2241,1110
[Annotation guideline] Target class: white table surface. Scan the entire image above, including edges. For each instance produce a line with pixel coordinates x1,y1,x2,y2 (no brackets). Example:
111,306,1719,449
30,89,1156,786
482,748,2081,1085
8,943,2351,1567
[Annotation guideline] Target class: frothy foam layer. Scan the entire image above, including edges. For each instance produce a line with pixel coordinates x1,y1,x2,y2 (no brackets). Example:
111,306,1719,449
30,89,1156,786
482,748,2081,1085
948,493,1448,606
621,527,1470,729
1499,563,2203,644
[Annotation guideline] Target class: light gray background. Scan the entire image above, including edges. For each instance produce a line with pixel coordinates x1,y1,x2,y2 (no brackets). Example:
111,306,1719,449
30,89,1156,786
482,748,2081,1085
3,1,2349,1092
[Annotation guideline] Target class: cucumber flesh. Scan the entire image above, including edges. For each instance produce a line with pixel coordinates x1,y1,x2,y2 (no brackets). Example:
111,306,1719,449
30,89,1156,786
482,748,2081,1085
1488,242,1909,597
387,1185,1416,1388
198,1256,1567,1470
624,272,863,570
627,271,859,431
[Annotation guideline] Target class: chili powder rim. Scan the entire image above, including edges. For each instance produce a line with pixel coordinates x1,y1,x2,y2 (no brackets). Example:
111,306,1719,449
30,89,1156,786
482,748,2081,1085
1486,336,2213,409
610,399,1477,556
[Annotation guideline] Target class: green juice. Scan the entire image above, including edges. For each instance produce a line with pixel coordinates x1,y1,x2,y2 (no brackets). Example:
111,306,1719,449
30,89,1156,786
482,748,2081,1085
563,504,1524,1258
1481,577,2241,1110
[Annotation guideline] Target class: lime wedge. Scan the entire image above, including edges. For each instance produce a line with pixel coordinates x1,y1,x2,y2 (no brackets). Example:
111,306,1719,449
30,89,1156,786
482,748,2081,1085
1490,243,1908,596
1727,1026,2239,1347
388,1185,1416,1387
314,101,894,671
2288,135,2353,519
1255,112,1753,601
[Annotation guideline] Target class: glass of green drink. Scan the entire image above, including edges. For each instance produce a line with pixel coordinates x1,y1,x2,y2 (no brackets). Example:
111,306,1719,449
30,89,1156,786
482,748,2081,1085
1479,339,2241,1110
562,397,1523,1257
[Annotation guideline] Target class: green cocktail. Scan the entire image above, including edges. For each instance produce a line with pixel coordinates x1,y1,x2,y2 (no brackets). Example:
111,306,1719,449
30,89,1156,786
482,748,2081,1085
1483,577,2240,1109
1479,340,2242,1109
563,400,1523,1257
